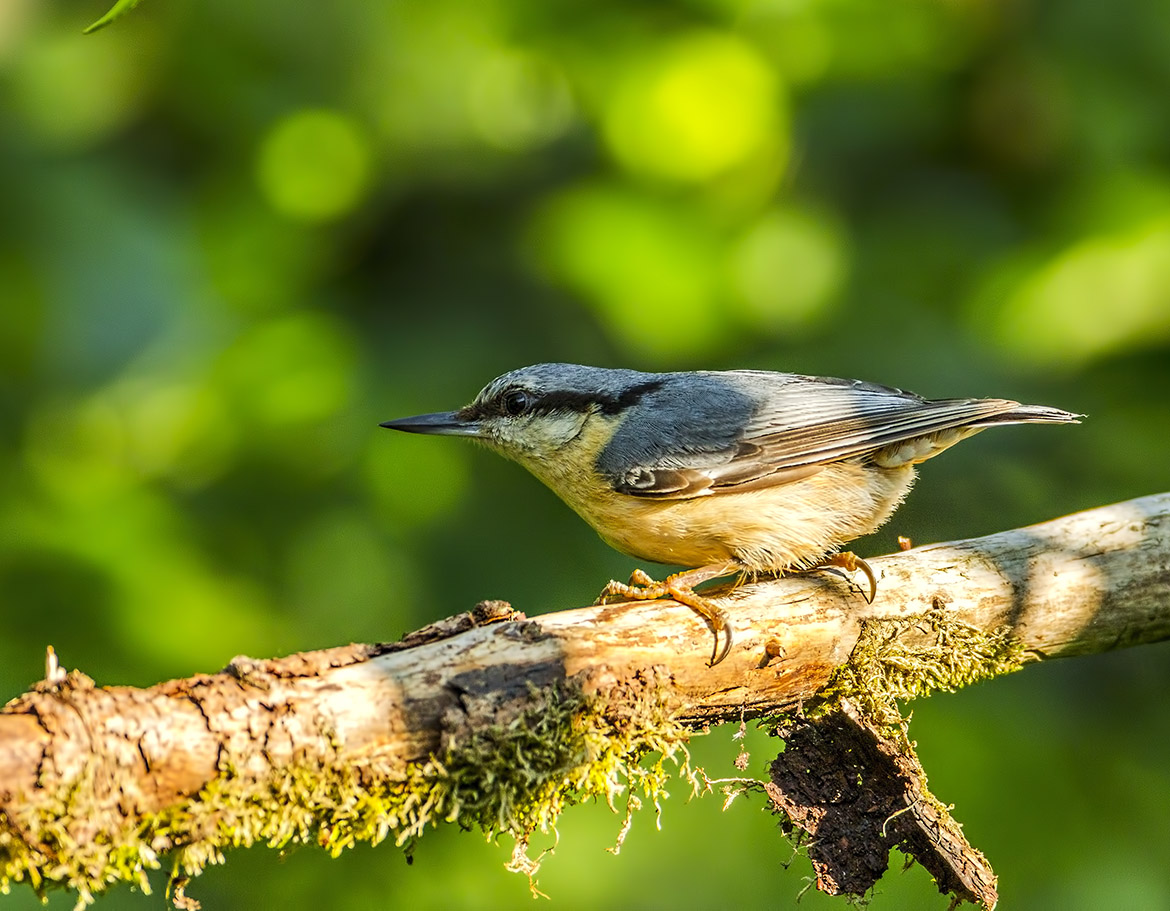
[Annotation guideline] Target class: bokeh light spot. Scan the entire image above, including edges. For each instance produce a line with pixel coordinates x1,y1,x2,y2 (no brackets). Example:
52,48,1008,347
528,183,729,360
257,109,372,223
727,206,847,331
8,24,146,150
0,0,34,62
119,380,235,487
976,218,1170,366
218,312,356,426
468,50,575,152
603,32,786,183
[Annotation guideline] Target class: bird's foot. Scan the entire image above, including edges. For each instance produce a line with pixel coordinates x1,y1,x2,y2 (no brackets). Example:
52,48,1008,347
597,563,738,666
597,567,665,603
809,551,878,603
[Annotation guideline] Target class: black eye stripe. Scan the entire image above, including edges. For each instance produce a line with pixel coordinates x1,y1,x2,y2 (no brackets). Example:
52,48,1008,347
457,380,664,421
533,381,663,416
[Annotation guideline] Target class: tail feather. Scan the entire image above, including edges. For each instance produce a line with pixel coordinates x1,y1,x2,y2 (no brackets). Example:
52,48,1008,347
971,403,1084,427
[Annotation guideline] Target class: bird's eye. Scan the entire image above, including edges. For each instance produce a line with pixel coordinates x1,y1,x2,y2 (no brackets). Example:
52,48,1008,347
503,390,532,416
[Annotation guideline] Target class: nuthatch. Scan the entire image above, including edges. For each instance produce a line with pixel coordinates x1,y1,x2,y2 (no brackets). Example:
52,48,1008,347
382,364,1080,665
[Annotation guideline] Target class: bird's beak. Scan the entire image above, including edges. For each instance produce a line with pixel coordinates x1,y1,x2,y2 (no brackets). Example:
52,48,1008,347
379,411,484,437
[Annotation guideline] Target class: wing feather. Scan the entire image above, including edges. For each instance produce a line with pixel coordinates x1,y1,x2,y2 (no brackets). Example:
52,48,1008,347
609,372,1033,499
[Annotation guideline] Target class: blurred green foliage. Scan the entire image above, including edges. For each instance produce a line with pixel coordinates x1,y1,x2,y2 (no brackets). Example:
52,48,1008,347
1,0,1169,907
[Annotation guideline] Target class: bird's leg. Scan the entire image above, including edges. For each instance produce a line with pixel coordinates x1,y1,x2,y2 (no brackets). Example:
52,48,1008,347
808,551,878,603
597,561,739,666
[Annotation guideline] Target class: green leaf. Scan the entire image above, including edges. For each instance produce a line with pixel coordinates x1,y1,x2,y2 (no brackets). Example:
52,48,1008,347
84,0,145,34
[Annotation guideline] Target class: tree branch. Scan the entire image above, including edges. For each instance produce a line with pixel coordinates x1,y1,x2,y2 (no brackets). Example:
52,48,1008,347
2,493,1168,908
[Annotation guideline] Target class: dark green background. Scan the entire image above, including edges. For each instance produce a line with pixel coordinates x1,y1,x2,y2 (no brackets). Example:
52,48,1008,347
2,0,1169,907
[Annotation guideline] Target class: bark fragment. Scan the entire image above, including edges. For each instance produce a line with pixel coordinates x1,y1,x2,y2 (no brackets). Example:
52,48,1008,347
767,701,997,908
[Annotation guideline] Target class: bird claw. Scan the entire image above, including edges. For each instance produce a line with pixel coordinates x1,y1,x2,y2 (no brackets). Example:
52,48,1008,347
815,551,878,603
596,566,736,666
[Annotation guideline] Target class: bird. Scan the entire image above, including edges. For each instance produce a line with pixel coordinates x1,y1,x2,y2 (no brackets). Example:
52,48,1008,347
381,364,1080,665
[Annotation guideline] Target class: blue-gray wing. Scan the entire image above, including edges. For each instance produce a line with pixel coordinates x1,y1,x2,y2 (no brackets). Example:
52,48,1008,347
601,371,1078,499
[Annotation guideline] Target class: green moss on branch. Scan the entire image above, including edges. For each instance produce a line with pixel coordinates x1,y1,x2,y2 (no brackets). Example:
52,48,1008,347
809,600,1028,731
1,672,692,909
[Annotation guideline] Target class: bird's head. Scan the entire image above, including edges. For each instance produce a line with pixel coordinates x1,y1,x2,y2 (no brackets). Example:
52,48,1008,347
380,363,663,483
